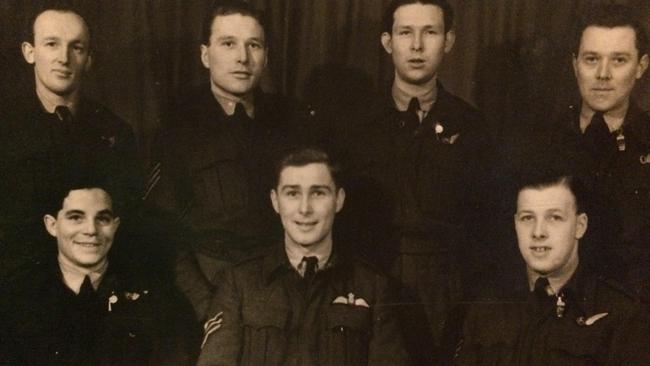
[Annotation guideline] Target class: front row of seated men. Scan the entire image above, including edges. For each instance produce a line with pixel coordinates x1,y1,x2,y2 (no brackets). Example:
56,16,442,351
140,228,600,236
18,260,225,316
2,146,648,365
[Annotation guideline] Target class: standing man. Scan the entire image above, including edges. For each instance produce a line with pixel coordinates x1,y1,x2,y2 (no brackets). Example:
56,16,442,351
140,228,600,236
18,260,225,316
453,169,650,365
198,147,410,366
341,0,490,362
149,0,303,321
0,179,198,365
0,5,139,281
551,3,650,298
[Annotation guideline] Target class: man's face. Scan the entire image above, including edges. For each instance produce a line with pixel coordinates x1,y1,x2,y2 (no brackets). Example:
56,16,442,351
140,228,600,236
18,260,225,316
22,10,91,97
44,188,120,270
514,184,587,278
573,26,649,113
381,3,455,86
271,163,345,249
200,13,267,98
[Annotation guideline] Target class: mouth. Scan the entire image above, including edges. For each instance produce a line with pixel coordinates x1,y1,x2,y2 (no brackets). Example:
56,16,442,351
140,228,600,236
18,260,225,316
231,71,252,79
295,221,318,230
53,69,72,78
530,246,551,255
407,58,426,67
74,241,101,247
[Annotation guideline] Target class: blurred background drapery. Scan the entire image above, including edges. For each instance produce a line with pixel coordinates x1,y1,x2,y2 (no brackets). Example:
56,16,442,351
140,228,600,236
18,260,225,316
2,0,649,167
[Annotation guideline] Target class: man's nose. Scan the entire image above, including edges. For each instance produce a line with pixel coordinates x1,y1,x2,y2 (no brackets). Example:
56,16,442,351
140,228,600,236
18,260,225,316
532,219,548,240
82,220,99,236
298,195,313,215
236,44,249,64
596,59,612,80
57,45,70,64
411,33,423,51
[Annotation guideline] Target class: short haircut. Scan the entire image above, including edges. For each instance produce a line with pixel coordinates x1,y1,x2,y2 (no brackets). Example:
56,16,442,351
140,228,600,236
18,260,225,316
200,0,268,46
43,173,122,217
382,0,454,34
574,3,648,58
272,147,343,190
515,169,587,215
24,2,93,51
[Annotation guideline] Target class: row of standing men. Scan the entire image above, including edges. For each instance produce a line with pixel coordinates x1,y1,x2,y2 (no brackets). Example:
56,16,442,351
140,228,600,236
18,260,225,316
1,0,649,364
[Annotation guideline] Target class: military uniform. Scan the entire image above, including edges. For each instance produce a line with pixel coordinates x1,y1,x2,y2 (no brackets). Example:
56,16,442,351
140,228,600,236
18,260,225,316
150,86,306,321
550,102,650,298
454,266,650,365
197,244,410,366
0,258,199,365
0,93,140,281
339,82,491,363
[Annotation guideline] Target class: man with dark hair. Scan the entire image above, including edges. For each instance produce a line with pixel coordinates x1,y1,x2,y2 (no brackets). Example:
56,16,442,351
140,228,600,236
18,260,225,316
197,147,410,366
149,0,305,322
0,5,140,281
453,169,650,365
0,179,199,365
551,3,650,298
337,0,491,362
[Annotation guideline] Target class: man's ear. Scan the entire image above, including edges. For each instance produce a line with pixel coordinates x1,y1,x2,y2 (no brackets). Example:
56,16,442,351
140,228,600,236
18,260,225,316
200,44,210,69
113,216,121,230
43,214,58,238
572,53,579,78
575,212,588,240
444,30,456,53
381,32,393,54
84,53,93,72
335,188,346,213
22,42,35,64
270,189,280,214
636,53,649,79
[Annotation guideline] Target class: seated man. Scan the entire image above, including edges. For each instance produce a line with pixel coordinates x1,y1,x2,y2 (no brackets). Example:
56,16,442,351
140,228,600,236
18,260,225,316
453,167,650,365
198,147,410,365
0,178,199,364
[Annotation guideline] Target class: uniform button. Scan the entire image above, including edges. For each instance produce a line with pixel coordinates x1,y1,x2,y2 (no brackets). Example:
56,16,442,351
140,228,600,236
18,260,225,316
129,332,136,338
309,110,316,116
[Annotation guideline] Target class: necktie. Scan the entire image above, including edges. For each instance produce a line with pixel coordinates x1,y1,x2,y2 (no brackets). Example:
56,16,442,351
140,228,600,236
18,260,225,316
583,112,615,160
78,275,95,299
54,105,73,124
533,276,553,301
401,97,421,131
232,103,251,123
300,256,318,282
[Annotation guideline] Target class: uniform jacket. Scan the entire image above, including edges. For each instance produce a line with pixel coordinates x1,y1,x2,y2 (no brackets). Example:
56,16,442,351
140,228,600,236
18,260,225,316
551,101,650,249
0,93,140,280
341,82,490,257
454,266,650,365
0,257,199,365
197,244,411,366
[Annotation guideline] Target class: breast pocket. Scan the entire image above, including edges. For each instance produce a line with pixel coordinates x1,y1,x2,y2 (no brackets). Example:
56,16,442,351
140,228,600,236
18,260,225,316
321,304,371,366
189,153,250,220
545,322,604,366
241,304,290,366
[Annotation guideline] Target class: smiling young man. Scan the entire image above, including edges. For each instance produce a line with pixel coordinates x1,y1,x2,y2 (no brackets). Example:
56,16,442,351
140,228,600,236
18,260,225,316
0,178,199,365
452,168,650,365
551,3,650,299
338,0,491,362
0,5,139,282
149,0,305,323
197,147,409,366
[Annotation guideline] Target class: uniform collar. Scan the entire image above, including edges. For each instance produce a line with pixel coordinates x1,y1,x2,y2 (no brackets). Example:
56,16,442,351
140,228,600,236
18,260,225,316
285,240,332,273
391,79,437,113
211,87,255,119
58,255,108,294
263,242,338,284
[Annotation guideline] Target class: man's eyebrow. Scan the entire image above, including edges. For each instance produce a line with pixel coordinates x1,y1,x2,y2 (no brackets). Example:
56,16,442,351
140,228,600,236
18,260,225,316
310,185,333,192
280,184,300,191
97,209,115,216
63,209,84,216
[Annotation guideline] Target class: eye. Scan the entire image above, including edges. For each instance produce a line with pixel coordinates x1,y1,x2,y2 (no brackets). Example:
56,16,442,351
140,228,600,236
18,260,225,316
517,214,533,222
311,190,327,197
398,30,411,36
221,41,235,48
248,42,263,50
583,55,598,64
67,214,84,223
548,214,565,222
613,56,628,64
72,44,86,53
425,30,438,35
44,41,57,48
96,215,114,225
285,190,299,198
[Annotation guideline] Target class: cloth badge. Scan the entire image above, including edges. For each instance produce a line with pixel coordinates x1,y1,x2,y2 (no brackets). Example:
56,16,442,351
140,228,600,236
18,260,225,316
202,311,224,349
332,293,369,308
576,312,608,326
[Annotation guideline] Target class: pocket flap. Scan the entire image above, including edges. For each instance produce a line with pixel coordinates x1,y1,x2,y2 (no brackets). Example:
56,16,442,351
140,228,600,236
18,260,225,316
326,304,371,332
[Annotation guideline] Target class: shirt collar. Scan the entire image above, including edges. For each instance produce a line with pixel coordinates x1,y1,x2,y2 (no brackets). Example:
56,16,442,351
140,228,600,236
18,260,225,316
263,242,337,284
58,254,108,294
527,260,578,295
285,240,332,273
212,88,255,119
391,80,437,113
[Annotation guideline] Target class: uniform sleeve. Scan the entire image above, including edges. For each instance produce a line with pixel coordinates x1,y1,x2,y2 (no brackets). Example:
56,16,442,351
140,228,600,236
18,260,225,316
606,303,650,365
368,275,411,366
197,269,243,366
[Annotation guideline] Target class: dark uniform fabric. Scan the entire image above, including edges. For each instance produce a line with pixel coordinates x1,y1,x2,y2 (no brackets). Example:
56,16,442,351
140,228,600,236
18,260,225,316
550,102,650,298
150,86,305,321
197,244,411,366
0,258,200,365
338,82,491,363
453,266,650,365
0,93,140,282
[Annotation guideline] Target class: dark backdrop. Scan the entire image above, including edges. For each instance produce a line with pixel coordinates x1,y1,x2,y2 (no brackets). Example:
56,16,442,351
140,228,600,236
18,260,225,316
2,0,650,167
